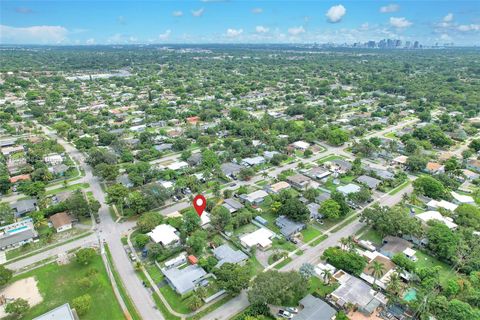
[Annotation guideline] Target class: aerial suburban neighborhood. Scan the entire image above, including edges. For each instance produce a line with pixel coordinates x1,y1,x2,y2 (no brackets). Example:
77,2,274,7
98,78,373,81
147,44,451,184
0,1,480,320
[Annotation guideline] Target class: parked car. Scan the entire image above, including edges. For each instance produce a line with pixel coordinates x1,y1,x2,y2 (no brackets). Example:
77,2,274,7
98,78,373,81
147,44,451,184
278,310,293,319
286,307,298,314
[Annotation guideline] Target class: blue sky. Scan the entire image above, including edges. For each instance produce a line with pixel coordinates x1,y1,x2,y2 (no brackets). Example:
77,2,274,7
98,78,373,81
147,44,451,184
1,1,479,45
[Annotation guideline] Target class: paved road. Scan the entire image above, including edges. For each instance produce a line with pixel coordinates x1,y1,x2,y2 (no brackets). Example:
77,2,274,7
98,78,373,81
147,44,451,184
199,291,249,320
40,126,164,320
6,233,97,271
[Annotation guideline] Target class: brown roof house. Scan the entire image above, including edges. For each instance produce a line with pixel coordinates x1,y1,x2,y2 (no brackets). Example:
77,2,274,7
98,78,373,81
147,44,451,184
50,212,73,233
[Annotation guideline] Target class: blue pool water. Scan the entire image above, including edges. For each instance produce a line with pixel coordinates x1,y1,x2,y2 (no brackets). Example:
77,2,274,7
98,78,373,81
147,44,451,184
8,225,28,233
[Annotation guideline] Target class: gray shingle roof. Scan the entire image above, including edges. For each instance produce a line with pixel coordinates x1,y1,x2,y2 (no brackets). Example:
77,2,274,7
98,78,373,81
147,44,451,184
213,244,248,267
0,229,36,248
293,295,336,320
356,175,382,189
162,265,207,295
10,199,37,217
275,216,305,238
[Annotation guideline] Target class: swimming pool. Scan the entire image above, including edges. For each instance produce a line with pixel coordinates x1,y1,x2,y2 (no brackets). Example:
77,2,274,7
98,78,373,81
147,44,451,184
404,288,417,302
8,225,28,234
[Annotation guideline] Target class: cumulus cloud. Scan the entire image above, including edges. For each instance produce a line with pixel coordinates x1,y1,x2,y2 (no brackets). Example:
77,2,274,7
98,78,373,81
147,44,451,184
15,7,33,14
191,8,205,17
172,11,183,17
457,24,480,32
0,25,68,44
226,28,243,37
158,30,172,40
288,26,305,36
251,8,263,14
86,38,95,45
255,26,269,33
107,33,138,44
380,4,399,13
443,13,453,22
326,5,346,23
440,34,451,41
389,17,412,28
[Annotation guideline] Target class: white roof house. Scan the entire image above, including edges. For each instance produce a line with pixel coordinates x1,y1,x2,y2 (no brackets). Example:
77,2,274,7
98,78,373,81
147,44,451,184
148,224,180,246
44,154,63,165
451,191,475,205
167,161,189,171
240,227,275,249
426,199,458,212
240,190,269,205
292,141,310,150
337,183,361,195
416,211,458,230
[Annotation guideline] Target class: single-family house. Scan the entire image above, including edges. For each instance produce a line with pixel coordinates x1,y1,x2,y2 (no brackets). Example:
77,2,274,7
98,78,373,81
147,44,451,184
416,211,458,230
240,190,268,206
426,199,458,212
9,174,31,184
337,183,361,196
304,166,331,180
0,220,38,250
167,161,189,171
50,212,73,233
330,271,387,316
148,224,180,247
48,164,70,175
241,156,265,167
461,169,480,181
221,162,243,179
356,175,382,190
33,303,77,320
10,199,37,217
307,203,321,219
292,294,336,320
213,244,248,267
380,236,413,258
276,216,306,239
330,159,352,173
44,154,63,165
154,143,173,152
291,141,310,151
187,153,203,166
425,162,445,174
186,116,200,125
117,174,134,188
359,250,397,289
315,192,331,204
392,155,408,168
222,198,244,214
466,159,480,173
451,191,475,205
162,265,207,295
286,174,312,190
240,227,275,250
265,181,291,194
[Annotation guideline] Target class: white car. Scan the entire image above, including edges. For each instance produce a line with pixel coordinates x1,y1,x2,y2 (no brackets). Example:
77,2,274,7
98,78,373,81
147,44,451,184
286,307,298,314
278,310,293,319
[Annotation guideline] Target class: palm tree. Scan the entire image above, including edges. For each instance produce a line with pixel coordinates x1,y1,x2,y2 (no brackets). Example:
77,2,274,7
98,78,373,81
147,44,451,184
261,171,269,179
368,261,386,287
340,237,349,250
386,272,402,300
321,269,333,284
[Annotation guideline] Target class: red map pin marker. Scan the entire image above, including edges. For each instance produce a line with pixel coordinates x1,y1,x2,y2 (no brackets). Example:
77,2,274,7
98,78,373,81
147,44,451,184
193,194,206,217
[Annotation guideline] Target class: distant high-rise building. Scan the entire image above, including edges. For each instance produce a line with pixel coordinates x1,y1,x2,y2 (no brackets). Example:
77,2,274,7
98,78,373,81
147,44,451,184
405,41,411,48
413,41,419,49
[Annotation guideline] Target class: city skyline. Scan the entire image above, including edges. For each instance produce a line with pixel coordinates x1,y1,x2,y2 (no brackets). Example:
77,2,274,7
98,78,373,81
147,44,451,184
1,1,479,46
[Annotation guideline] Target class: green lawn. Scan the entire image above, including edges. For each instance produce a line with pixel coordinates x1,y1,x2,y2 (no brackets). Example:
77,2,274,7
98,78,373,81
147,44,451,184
145,263,165,284
308,277,339,297
317,154,347,164
159,285,193,314
4,254,124,320
388,180,411,195
359,228,383,246
46,182,90,195
415,251,457,285
309,235,328,247
300,226,322,243
274,257,293,269
271,238,297,252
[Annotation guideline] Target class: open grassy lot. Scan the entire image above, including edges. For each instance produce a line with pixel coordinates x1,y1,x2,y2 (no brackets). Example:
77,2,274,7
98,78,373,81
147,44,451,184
300,226,322,243
359,228,383,246
271,238,297,251
159,285,193,314
308,276,339,297
5,254,124,320
317,154,348,164
415,251,457,286
46,182,90,195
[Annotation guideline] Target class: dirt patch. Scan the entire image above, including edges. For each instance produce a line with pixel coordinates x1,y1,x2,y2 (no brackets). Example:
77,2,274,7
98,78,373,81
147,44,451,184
0,277,43,318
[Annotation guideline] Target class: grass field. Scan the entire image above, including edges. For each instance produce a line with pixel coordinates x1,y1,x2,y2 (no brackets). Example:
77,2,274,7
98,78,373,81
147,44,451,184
359,228,383,246
415,251,457,286
274,257,293,269
388,180,411,195
4,253,124,320
45,182,90,195
308,277,339,297
159,285,193,314
300,226,322,242
309,235,328,247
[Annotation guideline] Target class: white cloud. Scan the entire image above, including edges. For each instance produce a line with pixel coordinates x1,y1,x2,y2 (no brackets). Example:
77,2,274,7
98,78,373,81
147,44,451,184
326,5,346,23
389,17,412,28
107,33,138,44
457,24,480,32
440,34,451,41
172,11,183,17
443,13,453,22
255,26,269,33
86,38,95,45
0,25,68,44
226,28,243,37
380,4,400,13
191,8,205,17
251,8,263,14
158,30,171,40
288,26,305,36
360,23,369,31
